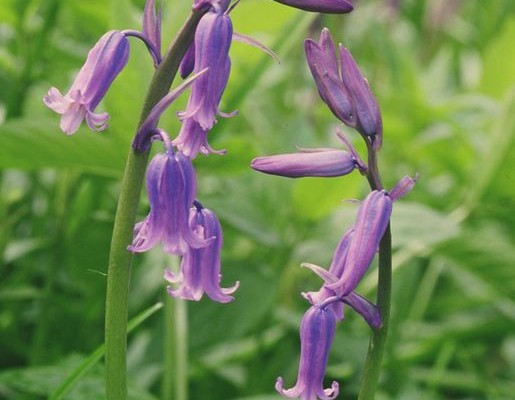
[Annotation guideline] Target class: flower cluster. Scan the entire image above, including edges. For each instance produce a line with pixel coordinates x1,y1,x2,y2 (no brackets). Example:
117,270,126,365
43,0,241,303
252,28,415,400
130,0,240,302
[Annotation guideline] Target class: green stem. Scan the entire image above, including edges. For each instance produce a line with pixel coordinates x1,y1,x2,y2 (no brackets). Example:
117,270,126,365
163,290,189,400
357,225,392,400
104,8,208,400
357,142,391,400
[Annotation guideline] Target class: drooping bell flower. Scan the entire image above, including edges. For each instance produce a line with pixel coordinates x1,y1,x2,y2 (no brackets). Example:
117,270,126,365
165,203,239,303
276,305,339,400
128,140,210,256
305,28,383,149
272,0,353,14
43,30,129,134
132,68,209,152
178,9,235,131
173,118,226,158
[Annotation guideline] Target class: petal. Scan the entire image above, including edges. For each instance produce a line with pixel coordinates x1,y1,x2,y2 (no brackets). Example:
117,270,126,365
43,87,70,114
59,103,86,135
85,110,109,131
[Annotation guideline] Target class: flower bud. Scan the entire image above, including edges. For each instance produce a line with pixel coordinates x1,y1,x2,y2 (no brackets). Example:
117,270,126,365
273,0,353,14
251,148,358,178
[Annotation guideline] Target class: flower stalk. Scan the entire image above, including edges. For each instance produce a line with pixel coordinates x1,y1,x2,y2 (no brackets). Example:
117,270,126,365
356,141,391,400
104,7,209,400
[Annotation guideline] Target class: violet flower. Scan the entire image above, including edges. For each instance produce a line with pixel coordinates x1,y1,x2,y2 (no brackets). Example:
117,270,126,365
251,131,366,178
129,138,210,256
328,190,392,297
251,149,359,178
302,229,382,329
305,28,383,149
272,0,353,14
178,9,235,131
165,203,239,303
326,176,416,297
133,68,209,152
276,305,339,400
43,30,129,134
173,118,226,158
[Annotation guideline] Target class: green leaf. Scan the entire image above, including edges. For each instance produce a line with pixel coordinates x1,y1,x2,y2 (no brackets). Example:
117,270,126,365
292,173,362,221
0,118,126,175
391,202,461,250
480,17,515,98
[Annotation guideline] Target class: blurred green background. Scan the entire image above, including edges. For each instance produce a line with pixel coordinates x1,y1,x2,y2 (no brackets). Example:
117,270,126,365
1,0,514,399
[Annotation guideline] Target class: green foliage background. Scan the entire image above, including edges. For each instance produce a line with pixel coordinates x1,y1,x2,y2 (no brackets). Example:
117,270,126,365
0,0,514,399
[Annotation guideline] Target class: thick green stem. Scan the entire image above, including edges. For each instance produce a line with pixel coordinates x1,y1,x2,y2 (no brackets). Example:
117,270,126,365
104,8,208,400
357,142,391,400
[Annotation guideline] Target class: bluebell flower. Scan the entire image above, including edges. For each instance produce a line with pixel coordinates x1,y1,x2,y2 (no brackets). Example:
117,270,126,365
276,305,339,400
173,118,226,158
44,1,163,134
178,8,236,131
43,31,129,134
129,142,210,256
133,68,209,152
165,203,239,303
